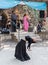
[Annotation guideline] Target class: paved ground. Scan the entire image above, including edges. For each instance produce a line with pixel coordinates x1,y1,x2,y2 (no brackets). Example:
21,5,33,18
0,46,48,65
0,31,48,65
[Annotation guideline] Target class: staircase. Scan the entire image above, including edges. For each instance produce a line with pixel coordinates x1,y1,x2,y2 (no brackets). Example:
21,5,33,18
11,31,42,42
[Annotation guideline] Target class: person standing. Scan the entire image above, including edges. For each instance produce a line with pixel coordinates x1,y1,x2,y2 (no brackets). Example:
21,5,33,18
11,11,17,32
23,14,29,31
37,21,42,33
16,15,20,29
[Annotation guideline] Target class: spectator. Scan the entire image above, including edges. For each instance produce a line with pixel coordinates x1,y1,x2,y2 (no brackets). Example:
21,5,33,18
23,14,30,31
11,11,17,32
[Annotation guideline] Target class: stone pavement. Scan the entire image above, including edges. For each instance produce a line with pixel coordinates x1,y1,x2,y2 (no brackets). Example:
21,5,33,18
0,31,48,65
0,46,48,65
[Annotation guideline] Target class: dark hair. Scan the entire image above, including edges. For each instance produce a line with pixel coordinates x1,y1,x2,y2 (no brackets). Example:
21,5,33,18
12,11,15,14
12,11,14,13
39,21,41,23
23,14,26,17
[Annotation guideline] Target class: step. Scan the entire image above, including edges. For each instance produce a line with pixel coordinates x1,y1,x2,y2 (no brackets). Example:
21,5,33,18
10,32,42,42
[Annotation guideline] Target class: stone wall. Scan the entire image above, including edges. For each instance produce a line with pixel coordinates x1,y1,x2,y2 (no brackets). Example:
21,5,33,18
0,5,39,27
0,4,40,29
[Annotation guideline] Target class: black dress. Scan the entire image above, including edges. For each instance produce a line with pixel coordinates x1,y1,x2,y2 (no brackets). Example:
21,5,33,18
14,39,30,61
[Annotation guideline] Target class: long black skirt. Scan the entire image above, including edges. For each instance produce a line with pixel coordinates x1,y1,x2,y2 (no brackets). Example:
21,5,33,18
14,39,30,61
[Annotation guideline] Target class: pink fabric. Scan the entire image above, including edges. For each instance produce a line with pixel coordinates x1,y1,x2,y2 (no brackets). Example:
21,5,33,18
23,16,29,31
